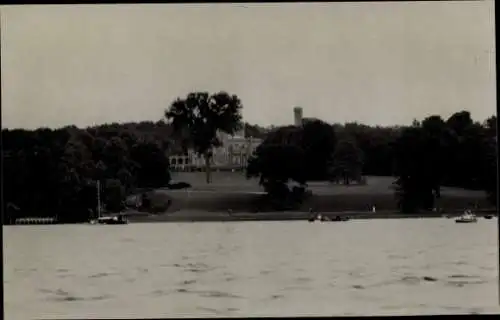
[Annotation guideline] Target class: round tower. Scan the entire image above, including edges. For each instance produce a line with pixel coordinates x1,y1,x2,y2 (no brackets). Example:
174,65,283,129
293,106,303,126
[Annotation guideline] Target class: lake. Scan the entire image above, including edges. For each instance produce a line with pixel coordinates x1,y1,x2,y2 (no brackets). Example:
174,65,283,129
3,218,499,318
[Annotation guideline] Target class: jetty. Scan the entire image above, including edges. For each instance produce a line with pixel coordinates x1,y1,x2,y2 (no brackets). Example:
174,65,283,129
14,217,58,225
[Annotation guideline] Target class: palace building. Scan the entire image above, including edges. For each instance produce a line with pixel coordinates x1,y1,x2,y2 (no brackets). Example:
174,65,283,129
169,107,303,171
168,126,262,171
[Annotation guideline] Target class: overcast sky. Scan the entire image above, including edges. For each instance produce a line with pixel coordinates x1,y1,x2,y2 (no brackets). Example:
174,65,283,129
1,2,496,130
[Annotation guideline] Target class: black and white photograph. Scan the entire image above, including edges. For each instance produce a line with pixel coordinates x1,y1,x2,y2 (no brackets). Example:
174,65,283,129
1,1,498,318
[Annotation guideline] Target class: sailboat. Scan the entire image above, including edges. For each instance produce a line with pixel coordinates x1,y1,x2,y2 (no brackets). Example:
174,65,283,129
89,181,128,225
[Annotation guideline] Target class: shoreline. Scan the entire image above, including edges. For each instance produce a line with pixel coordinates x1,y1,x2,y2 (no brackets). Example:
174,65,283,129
125,210,497,223
9,210,496,225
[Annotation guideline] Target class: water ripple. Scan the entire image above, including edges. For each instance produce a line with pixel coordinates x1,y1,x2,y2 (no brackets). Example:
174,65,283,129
448,274,476,279
172,262,215,273
41,289,113,303
199,290,243,299
150,289,169,297
88,272,115,279
5,221,497,318
175,289,243,299
137,267,149,273
179,279,197,285
295,276,312,283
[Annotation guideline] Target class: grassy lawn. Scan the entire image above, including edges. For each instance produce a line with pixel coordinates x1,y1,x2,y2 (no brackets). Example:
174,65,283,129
129,172,491,215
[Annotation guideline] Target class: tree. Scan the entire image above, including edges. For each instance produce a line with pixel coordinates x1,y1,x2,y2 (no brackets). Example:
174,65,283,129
392,126,436,213
301,119,337,180
420,115,450,198
130,139,171,189
247,144,307,208
484,115,497,139
164,91,243,183
103,179,126,212
259,118,337,181
328,138,364,185
2,121,177,222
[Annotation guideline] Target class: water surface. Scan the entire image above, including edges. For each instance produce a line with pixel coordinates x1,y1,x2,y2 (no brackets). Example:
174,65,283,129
3,218,499,318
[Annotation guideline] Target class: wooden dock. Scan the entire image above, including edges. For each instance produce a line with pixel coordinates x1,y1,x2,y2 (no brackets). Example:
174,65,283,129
14,217,58,225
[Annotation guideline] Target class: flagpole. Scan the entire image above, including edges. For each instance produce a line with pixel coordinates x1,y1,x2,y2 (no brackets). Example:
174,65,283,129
97,180,101,219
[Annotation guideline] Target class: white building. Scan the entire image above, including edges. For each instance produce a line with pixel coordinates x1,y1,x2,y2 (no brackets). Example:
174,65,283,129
169,108,304,171
169,127,262,171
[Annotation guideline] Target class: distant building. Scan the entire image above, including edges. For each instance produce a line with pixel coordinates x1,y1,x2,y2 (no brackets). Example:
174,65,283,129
169,107,307,171
294,106,303,126
168,126,262,171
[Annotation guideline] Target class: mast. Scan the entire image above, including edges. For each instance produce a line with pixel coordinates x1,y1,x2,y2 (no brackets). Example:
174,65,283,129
97,180,101,219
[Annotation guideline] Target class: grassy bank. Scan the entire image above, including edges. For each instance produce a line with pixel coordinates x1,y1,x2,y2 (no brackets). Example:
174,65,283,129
136,189,491,213
127,209,497,223
123,173,494,222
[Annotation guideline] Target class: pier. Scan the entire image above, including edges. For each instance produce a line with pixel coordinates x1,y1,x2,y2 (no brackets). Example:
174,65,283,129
14,217,58,225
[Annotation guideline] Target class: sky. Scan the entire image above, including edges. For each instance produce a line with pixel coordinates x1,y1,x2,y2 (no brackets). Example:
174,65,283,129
1,2,496,130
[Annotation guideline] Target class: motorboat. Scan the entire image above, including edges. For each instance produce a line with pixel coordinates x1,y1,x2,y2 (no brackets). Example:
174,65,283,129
307,213,326,222
331,215,350,222
455,211,477,223
320,215,332,222
308,212,349,222
97,215,128,225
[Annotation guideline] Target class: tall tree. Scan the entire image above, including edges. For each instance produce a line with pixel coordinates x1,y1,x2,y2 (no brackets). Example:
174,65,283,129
164,91,243,183
259,119,336,181
328,138,364,185
393,126,436,212
301,119,337,180
130,139,171,188
247,144,307,206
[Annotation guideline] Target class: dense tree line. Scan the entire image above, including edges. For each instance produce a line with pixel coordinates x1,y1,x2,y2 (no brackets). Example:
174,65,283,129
393,112,497,212
2,122,173,224
2,100,497,223
246,111,497,212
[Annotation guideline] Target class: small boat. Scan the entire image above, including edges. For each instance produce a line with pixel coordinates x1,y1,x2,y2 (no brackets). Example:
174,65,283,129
484,215,494,220
97,215,128,225
330,215,350,222
455,211,477,223
89,181,128,225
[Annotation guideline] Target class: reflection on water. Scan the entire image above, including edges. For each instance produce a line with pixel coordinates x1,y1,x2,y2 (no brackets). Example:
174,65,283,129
3,219,499,319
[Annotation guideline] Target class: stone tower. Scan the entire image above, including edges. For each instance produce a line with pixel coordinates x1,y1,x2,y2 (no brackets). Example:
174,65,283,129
293,106,303,126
